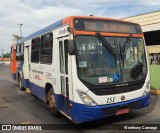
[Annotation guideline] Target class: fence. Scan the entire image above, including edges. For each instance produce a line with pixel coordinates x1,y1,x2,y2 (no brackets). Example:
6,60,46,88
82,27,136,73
150,65,160,94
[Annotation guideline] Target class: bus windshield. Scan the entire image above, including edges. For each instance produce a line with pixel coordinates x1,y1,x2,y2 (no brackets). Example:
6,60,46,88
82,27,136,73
75,35,147,85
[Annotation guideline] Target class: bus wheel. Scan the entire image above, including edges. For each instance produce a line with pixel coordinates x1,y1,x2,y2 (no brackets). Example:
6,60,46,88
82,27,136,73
18,76,25,91
47,88,59,116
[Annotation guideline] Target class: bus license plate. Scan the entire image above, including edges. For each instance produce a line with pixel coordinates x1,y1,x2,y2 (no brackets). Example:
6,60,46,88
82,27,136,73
116,108,129,115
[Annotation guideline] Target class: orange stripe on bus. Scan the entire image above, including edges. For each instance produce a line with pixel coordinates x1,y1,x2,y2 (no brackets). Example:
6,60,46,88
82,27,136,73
73,31,143,37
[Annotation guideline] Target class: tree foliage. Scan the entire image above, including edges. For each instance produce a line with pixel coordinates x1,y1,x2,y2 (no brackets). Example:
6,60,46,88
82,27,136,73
2,52,11,58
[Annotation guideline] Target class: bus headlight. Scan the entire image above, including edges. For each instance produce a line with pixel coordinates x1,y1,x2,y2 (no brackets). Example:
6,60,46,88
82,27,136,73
143,81,150,96
77,90,97,106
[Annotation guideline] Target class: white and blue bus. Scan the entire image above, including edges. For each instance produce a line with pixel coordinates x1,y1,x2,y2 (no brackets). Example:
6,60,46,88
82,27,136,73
11,16,150,123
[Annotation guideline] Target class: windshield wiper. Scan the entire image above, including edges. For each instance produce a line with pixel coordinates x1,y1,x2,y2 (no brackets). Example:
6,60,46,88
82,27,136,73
130,64,143,79
121,34,132,54
96,32,116,56
120,34,132,68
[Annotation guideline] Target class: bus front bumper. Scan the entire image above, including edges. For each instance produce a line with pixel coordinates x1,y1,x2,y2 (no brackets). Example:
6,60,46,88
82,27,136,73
71,93,150,123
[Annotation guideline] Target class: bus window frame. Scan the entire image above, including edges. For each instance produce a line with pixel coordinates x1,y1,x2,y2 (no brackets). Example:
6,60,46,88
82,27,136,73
31,37,41,63
40,32,53,65
19,43,24,62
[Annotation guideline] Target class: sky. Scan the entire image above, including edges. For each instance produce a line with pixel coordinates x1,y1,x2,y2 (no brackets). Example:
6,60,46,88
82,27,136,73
0,0,160,55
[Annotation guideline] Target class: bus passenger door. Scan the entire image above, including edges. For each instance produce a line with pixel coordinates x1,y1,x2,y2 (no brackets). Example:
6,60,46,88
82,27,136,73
23,41,30,88
59,37,71,116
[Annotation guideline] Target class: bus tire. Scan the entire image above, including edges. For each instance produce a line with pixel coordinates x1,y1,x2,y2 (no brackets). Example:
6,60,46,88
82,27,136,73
18,76,25,91
47,88,59,116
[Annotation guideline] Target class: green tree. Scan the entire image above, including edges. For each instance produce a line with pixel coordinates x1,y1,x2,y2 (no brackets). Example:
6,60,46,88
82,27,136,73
2,53,11,58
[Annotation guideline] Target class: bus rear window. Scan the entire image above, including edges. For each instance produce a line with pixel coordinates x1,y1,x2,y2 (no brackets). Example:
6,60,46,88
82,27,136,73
74,19,142,34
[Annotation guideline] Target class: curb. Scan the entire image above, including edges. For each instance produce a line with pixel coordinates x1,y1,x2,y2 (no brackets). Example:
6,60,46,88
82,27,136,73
150,89,160,95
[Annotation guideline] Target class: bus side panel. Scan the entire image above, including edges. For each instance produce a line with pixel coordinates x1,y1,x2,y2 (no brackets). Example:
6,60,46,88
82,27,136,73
29,82,47,102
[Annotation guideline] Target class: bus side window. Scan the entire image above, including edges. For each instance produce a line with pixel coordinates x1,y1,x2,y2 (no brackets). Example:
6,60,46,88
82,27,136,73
31,37,40,63
16,45,19,61
64,40,68,75
20,43,24,62
59,41,64,74
40,33,53,64
19,44,21,53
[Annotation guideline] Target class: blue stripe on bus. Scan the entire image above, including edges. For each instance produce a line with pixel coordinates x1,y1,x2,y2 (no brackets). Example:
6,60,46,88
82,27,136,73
18,19,63,44
29,82,47,102
21,78,29,88
68,93,150,123
19,78,150,123
26,82,150,123
55,94,73,116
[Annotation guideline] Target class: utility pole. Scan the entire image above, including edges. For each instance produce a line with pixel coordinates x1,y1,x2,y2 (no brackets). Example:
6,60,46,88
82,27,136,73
18,23,23,37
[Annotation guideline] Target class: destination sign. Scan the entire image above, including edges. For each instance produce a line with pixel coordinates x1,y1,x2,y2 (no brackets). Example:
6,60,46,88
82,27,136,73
74,19,142,34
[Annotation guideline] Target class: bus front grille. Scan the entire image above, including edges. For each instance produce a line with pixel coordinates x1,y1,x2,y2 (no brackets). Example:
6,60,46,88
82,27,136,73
101,100,141,116
91,82,144,96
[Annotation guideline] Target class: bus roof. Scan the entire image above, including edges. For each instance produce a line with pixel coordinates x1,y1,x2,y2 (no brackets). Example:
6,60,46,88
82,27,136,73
17,16,139,44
